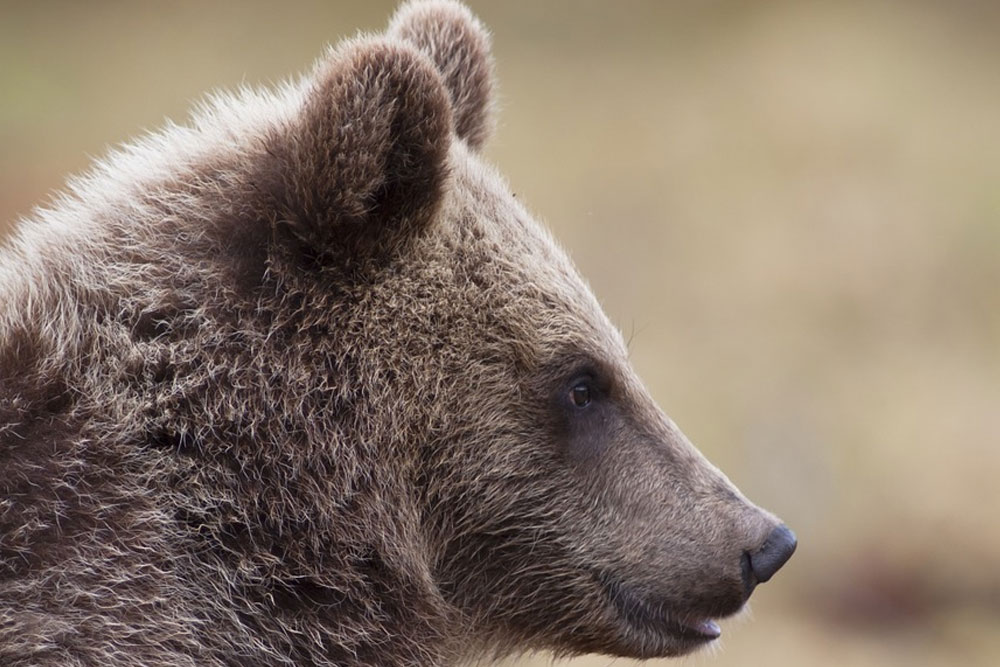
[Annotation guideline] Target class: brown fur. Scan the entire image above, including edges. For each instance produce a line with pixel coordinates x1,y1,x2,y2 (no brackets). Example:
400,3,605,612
0,2,792,665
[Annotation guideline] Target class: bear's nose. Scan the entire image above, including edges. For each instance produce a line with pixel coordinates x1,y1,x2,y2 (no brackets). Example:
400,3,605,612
747,524,797,585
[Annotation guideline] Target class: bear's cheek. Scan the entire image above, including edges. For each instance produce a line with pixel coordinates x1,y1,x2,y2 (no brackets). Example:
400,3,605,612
558,398,677,504
556,407,683,551
559,400,624,465
557,410,715,565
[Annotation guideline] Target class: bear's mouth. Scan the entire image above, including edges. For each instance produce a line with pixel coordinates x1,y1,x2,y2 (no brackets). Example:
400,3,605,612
595,570,723,649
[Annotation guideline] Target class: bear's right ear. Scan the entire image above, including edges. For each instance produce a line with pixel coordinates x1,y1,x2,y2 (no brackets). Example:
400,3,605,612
267,38,452,264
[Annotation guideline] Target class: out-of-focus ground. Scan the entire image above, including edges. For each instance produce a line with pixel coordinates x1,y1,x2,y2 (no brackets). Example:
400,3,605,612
2,1,999,665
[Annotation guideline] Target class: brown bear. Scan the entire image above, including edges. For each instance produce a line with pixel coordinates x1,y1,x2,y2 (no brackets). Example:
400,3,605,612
0,1,795,665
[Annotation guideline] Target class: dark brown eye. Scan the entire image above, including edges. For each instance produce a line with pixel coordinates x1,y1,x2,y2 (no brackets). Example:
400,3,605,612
570,383,592,408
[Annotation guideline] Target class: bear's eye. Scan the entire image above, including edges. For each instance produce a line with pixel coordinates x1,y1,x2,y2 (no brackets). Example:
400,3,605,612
569,383,592,408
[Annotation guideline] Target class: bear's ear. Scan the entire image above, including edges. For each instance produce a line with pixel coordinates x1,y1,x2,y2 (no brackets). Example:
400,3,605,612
270,38,452,262
388,0,495,151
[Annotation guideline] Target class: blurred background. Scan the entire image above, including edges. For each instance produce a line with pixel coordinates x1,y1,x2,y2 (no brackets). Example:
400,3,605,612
2,1,998,665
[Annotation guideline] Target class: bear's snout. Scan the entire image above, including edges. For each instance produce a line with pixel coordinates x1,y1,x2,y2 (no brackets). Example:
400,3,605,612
742,523,797,595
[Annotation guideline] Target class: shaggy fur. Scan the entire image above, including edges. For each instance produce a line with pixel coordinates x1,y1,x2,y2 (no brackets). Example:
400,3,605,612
0,2,793,665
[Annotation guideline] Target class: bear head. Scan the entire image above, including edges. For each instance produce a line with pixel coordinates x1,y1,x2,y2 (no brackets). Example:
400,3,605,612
238,0,797,659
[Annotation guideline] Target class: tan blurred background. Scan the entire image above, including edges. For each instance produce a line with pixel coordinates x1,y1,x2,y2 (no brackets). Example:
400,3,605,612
2,1,999,665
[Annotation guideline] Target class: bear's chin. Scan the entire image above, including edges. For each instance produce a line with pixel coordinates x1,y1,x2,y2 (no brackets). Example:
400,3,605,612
593,570,742,659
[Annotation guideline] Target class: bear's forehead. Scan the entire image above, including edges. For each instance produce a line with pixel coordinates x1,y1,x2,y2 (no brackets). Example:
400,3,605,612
441,145,629,363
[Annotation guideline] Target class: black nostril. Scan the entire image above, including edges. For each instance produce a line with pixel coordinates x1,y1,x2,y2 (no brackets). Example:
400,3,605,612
749,524,797,584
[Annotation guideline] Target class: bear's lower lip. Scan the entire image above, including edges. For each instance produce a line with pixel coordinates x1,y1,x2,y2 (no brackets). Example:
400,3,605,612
678,618,721,640
595,571,723,647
